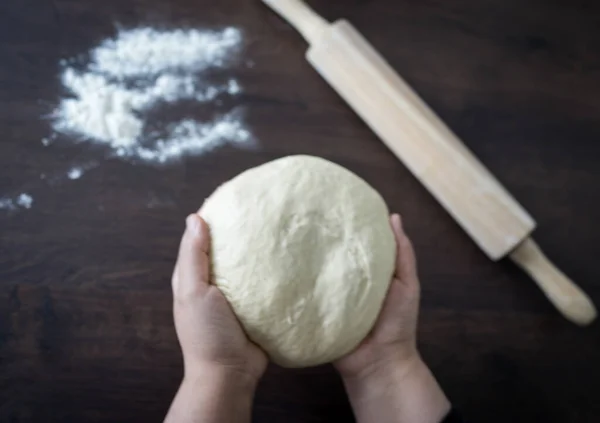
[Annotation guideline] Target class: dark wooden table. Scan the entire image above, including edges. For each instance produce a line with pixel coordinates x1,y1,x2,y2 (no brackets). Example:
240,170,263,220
2,0,600,421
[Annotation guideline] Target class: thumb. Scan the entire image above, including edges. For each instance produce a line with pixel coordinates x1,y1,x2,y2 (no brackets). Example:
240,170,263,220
390,214,419,288
369,215,420,341
172,214,211,300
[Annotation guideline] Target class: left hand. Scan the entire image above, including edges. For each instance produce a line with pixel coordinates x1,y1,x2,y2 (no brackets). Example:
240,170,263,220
172,214,267,387
335,214,421,381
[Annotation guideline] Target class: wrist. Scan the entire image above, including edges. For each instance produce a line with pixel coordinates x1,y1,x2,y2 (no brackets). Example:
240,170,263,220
341,350,424,395
338,344,421,385
342,353,451,423
183,364,259,398
168,366,258,423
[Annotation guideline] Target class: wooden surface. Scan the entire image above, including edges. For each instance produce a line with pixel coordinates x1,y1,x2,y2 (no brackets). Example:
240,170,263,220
1,0,599,421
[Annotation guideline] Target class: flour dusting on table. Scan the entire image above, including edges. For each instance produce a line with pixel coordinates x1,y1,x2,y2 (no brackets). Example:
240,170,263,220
2,26,253,213
0,193,34,211
50,26,253,163
67,167,84,180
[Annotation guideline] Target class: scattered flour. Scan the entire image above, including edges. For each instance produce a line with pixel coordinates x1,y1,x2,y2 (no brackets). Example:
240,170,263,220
2,26,253,214
50,26,252,163
132,114,252,163
90,27,241,78
67,167,84,180
0,193,33,210
227,79,241,95
0,198,15,210
17,194,33,209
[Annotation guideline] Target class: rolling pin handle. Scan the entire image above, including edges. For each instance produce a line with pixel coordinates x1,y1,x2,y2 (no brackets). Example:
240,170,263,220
262,0,329,44
510,238,597,325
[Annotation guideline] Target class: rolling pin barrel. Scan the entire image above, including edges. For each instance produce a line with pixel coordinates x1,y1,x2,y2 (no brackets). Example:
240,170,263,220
262,0,597,325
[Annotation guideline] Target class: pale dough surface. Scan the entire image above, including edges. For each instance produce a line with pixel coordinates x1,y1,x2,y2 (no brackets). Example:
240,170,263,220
200,155,395,367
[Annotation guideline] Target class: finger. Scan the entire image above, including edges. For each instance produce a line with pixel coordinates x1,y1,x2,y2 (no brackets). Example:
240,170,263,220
172,214,207,285
390,214,419,286
376,277,405,323
172,214,211,300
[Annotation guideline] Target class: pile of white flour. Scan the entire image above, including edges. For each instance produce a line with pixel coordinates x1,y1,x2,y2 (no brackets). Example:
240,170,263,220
1,27,251,212
50,27,252,163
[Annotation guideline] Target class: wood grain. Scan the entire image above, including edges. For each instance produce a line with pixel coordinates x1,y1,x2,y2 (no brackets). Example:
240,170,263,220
1,0,600,422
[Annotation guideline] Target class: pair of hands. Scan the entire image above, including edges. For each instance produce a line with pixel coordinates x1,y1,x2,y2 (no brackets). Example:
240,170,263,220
171,213,421,387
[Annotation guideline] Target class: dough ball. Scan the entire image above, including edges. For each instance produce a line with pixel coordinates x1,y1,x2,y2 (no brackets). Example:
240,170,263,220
200,155,395,367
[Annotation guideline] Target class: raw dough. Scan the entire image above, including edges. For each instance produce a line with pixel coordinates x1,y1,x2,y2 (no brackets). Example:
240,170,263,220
200,155,395,367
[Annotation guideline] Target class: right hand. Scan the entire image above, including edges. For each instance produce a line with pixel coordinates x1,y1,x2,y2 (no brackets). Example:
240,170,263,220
334,213,421,381
172,214,267,387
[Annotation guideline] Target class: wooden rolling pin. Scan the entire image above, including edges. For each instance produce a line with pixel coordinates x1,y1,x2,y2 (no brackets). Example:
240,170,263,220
262,0,597,325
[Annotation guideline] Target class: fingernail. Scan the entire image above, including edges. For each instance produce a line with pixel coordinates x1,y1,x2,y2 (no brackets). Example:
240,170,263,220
392,213,402,231
186,214,200,237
